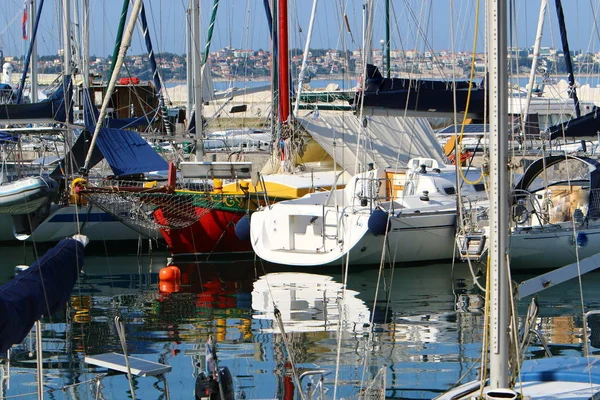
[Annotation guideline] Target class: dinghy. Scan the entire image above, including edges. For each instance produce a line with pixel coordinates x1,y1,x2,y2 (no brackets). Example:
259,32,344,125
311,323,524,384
0,176,58,215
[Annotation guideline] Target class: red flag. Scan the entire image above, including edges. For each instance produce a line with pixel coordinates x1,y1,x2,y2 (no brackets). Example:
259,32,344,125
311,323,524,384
22,7,28,40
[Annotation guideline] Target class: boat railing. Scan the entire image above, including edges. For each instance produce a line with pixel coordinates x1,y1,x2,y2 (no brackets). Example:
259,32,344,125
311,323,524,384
322,169,347,208
298,369,330,399
351,175,387,212
258,172,271,208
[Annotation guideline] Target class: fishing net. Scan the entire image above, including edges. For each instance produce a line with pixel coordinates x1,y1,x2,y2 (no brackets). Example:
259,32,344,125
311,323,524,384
81,180,222,230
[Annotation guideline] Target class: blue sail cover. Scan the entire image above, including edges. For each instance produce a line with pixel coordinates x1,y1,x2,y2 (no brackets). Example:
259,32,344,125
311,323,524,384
0,238,84,353
0,76,71,123
95,127,168,176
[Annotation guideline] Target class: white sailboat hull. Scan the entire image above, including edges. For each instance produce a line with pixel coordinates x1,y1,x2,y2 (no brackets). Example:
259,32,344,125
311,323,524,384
509,225,600,270
251,202,459,267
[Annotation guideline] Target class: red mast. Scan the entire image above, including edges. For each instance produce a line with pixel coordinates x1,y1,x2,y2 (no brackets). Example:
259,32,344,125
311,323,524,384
278,0,289,122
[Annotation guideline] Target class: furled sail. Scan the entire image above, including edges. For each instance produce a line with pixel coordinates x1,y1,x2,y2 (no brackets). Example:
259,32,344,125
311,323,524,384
352,64,485,119
546,106,600,140
0,238,84,353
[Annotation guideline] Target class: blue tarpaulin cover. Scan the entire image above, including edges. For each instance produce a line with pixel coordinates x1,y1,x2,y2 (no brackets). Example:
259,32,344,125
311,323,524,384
95,127,168,176
0,238,84,353
0,132,18,143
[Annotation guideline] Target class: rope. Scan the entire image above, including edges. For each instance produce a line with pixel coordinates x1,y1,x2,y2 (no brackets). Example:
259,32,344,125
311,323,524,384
455,0,485,186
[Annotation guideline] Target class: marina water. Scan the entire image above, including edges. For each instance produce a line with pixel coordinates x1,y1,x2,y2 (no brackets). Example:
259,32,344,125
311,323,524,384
1,243,599,398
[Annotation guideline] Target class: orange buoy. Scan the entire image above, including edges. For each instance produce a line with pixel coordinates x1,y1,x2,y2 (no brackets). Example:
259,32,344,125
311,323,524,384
168,266,181,282
159,281,180,294
159,266,181,283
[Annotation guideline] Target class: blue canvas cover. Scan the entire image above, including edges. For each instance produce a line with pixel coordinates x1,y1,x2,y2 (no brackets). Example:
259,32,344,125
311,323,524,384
95,127,168,176
0,132,18,143
0,238,84,353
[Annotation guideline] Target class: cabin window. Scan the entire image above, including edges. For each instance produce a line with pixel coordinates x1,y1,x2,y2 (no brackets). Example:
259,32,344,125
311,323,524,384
443,187,456,195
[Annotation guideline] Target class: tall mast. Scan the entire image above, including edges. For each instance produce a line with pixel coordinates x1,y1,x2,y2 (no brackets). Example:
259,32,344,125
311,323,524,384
293,0,318,117
62,0,71,77
202,0,220,65
191,0,204,160
488,0,510,389
82,0,144,172
521,0,548,134
278,0,290,123
264,0,278,139
555,0,580,117
385,0,390,78
29,0,38,102
82,0,89,87
186,5,192,122
15,0,44,104
109,0,130,80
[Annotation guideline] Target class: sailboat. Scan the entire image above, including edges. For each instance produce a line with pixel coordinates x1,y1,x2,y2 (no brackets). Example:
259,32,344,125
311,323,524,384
456,0,600,271
0,0,168,247
248,1,489,268
438,0,600,398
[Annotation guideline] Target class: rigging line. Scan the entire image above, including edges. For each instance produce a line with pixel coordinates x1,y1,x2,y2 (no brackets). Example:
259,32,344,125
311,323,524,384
402,0,448,81
455,0,485,186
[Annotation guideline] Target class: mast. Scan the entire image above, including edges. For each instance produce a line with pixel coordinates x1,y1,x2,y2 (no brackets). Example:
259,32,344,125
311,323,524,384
82,0,89,87
186,4,192,122
278,0,290,123
82,0,144,172
109,0,130,80
362,1,374,66
62,0,71,78
293,0,318,117
385,0,390,78
191,0,204,160
488,0,510,389
521,0,548,134
554,0,580,117
202,0,220,65
264,0,278,139
15,0,44,104
29,0,38,102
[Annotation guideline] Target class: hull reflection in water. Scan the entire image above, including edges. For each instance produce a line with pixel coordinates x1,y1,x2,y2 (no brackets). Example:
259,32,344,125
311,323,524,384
252,272,371,333
10,246,599,398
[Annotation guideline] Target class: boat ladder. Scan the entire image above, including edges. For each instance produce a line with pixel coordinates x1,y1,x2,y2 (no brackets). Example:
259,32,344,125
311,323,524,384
321,207,340,248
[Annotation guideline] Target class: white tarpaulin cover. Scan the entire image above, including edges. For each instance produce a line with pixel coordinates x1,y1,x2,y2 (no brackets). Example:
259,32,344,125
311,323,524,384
297,113,445,175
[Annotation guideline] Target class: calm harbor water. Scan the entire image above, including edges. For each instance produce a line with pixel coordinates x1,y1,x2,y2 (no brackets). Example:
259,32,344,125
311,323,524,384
1,243,600,399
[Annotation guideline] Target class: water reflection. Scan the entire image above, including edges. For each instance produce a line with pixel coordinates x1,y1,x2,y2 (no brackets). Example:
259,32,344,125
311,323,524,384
2,244,600,398
252,272,371,333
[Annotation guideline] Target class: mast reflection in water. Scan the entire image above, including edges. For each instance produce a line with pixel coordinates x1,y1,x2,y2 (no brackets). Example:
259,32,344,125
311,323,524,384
1,246,599,398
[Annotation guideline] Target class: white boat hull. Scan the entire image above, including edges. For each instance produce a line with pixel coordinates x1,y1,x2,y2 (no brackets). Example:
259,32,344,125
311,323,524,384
251,203,458,267
509,225,600,270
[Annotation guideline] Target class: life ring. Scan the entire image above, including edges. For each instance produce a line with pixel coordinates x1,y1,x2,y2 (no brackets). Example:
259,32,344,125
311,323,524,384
70,178,88,205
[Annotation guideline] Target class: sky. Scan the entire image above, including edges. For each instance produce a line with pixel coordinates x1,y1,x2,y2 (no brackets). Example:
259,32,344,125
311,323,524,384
2,0,600,58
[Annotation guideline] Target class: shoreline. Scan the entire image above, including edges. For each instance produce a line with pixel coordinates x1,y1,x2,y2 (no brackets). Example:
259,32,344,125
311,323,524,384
165,73,585,85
